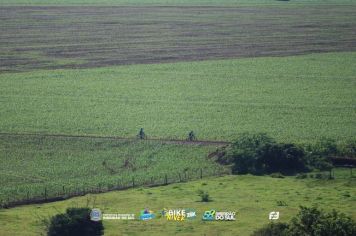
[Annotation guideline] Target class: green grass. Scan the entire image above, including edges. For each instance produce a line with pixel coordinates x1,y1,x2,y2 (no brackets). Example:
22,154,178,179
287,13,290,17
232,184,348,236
0,1,354,235
0,134,225,204
1,52,355,143
1,173,355,236
1,0,355,6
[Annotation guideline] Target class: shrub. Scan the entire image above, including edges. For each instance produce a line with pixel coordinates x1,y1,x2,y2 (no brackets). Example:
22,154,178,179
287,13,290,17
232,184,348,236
254,206,356,236
339,139,356,157
305,138,339,171
228,133,275,175
260,143,307,175
276,200,288,206
315,173,323,179
47,208,104,236
295,173,307,179
308,155,333,171
313,138,339,156
270,173,285,178
252,222,289,236
287,206,356,236
225,135,353,176
198,190,211,202
227,133,307,175
312,172,334,180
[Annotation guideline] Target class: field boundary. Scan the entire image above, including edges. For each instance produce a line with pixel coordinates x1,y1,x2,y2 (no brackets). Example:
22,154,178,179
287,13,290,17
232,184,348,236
0,132,231,209
0,168,231,209
0,132,231,146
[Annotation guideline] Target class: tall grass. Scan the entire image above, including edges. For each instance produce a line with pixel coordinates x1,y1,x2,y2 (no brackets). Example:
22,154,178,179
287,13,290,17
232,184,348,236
0,134,226,204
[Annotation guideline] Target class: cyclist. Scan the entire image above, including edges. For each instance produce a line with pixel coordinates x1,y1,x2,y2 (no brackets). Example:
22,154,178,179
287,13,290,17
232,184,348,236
188,130,196,141
138,128,146,139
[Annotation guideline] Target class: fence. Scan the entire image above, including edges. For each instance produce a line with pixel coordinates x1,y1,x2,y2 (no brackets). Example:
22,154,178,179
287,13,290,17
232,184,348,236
317,166,354,179
0,167,231,209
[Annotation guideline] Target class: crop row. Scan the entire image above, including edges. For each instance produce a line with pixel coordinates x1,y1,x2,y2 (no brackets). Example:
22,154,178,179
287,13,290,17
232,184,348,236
0,134,227,206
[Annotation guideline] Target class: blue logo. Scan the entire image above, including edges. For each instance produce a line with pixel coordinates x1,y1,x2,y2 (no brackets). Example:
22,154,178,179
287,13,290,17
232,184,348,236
140,208,155,220
202,210,216,221
90,209,102,221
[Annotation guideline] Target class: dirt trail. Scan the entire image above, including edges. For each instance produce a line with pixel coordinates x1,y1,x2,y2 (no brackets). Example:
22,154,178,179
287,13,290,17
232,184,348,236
0,132,231,146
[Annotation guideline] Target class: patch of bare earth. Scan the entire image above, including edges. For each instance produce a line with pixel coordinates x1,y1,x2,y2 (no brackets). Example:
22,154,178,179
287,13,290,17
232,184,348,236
1,6,356,72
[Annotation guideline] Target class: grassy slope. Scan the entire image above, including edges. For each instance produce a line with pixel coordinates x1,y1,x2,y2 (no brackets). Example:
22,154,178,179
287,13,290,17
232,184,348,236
0,173,355,236
0,134,224,203
0,0,356,6
1,52,355,143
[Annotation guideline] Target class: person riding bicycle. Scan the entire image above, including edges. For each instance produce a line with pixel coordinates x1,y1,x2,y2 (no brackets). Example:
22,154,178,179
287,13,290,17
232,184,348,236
188,130,196,141
138,128,146,139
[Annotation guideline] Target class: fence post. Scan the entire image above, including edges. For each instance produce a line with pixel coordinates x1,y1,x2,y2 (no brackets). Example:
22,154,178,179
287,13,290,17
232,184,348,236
27,191,29,203
165,174,168,185
200,168,203,179
179,173,182,182
44,187,47,200
132,177,135,188
62,186,65,195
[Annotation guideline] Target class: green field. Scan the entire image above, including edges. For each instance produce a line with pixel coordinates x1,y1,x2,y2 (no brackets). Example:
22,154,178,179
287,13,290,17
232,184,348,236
1,0,355,235
1,52,355,143
0,134,226,205
1,173,355,236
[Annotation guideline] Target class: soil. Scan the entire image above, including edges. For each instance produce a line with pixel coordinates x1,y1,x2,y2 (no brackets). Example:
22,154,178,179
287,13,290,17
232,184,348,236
1,5,355,72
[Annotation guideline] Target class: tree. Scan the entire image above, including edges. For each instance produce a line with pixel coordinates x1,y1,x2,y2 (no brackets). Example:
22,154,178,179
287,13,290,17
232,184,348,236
305,138,339,171
227,133,307,175
228,133,275,175
47,208,104,236
287,206,356,236
260,143,307,175
253,207,356,236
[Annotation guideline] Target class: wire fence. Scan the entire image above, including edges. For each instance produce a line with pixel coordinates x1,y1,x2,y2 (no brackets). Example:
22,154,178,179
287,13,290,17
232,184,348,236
0,167,231,209
2,167,352,209
317,166,354,179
